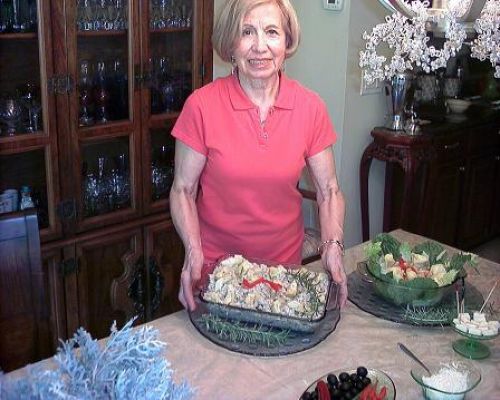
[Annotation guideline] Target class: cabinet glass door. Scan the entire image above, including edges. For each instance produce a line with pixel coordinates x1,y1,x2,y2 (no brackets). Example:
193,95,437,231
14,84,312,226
142,0,202,213
0,0,61,241
67,0,141,230
75,0,131,126
148,0,194,117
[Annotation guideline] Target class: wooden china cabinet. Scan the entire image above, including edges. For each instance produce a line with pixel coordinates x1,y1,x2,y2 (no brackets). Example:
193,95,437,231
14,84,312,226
0,0,213,371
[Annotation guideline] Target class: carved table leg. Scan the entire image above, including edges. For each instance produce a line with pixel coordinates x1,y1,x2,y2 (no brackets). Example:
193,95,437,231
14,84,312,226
360,142,376,242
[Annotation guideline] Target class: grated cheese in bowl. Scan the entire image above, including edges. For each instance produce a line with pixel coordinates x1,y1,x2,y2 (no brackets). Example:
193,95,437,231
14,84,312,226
412,361,481,400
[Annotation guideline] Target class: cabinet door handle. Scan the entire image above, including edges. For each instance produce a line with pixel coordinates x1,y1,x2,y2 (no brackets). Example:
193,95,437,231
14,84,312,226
444,142,459,150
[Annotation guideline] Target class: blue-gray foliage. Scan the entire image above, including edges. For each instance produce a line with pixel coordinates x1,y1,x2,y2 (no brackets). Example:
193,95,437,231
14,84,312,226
0,318,194,400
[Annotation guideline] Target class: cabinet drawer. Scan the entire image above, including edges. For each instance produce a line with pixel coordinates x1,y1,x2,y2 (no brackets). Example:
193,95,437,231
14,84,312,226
432,134,465,162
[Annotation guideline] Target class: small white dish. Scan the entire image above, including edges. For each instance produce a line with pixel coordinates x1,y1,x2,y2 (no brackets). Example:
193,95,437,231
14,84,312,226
447,99,471,114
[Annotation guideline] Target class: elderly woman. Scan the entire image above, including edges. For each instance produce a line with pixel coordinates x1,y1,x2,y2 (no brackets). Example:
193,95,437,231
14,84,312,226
170,0,346,311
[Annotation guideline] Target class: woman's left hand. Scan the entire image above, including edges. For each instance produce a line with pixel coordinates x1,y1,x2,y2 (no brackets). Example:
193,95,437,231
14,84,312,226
321,244,347,308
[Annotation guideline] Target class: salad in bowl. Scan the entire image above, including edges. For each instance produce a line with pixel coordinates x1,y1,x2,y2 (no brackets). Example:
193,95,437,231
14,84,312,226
363,234,476,307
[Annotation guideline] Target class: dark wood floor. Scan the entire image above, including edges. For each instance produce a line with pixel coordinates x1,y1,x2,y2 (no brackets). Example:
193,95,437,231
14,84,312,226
471,236,500,264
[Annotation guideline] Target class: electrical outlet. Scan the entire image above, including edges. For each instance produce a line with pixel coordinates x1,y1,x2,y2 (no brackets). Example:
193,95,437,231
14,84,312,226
360,70,382,96
323,0,344,11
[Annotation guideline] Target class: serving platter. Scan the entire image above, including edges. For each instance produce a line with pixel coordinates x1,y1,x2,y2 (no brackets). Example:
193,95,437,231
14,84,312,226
348,266,484,326
189,299,340,357
300,368,396,400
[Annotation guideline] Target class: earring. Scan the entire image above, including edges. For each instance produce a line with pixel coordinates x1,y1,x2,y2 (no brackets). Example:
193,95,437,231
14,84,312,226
230,55,237,75
281,60,286,72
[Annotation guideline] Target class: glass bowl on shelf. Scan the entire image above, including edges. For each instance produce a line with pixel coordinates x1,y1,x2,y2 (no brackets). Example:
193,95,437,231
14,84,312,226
411,360,481,400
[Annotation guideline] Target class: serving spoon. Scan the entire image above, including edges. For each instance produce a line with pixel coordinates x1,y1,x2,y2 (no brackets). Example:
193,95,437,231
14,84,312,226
397,342,432,376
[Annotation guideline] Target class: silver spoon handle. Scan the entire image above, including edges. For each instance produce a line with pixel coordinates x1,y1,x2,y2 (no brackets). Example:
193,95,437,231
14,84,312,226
397,342,432,376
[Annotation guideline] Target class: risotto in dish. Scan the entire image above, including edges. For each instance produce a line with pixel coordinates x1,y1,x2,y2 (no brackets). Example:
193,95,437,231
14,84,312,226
202,254,330,321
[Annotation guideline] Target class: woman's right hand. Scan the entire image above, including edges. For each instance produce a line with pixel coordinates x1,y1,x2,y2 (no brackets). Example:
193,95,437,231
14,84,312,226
179,247,204,311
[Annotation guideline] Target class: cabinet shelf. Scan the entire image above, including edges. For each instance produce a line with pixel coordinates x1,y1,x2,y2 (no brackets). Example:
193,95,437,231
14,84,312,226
78,121,132,140
0,32,37,40
149,112,181,129
150,27,192,34
0,132,48,150
77,30,127,37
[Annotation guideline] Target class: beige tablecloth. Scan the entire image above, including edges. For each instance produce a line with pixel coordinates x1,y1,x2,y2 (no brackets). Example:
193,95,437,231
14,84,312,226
5,230,500,399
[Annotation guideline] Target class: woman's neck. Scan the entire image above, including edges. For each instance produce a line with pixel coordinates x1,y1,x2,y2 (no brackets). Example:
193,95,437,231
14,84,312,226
238,73,280,123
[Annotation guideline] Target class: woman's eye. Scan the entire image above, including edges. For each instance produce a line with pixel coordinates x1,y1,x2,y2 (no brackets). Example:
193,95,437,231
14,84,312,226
267,29,279,36
242,28,252,36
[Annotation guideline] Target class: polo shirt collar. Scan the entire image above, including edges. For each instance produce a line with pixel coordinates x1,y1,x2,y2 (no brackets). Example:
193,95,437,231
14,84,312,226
228,72,296,111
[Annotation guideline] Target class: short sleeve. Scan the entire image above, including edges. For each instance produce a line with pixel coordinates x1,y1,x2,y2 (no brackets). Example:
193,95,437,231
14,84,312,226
306,96,337,158
171,92,208,156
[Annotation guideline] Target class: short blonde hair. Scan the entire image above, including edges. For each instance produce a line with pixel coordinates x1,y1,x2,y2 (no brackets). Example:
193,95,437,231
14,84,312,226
212,0,300,63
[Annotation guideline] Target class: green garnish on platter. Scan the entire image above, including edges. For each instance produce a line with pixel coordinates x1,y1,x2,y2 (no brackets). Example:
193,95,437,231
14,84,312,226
198,314,291,347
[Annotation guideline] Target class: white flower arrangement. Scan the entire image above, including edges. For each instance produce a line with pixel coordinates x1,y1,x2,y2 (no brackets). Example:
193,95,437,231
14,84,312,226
0,318,195,400
359,0,500,85
471,0,500,78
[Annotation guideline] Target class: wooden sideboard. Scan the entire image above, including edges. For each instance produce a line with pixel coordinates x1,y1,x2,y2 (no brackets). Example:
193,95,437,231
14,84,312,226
360,116,500,249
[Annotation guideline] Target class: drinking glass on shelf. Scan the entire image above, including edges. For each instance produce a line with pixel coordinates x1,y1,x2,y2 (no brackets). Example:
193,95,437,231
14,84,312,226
94,0,111,30
113,0,127,30
0,97,23,136
11,0,21,32
83,172,98,217
77,0,95,31
17,83,41,133
78,59,95,126
0,0,14,32
93,60,110,124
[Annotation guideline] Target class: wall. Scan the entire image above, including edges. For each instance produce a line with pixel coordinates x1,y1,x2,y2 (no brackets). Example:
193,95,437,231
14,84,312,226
212,0,389,247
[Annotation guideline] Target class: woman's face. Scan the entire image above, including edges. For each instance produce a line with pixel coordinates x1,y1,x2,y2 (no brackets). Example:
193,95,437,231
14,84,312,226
233,2,287,83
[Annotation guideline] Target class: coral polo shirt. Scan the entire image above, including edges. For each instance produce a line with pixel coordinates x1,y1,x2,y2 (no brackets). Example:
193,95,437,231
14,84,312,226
172,73,336,264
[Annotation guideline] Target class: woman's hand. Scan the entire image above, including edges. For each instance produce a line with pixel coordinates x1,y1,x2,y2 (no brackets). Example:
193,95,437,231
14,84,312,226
179,247,204,311
321,244,347,308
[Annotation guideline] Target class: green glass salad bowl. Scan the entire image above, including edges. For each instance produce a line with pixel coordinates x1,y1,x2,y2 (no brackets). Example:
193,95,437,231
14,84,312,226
358,261,462,307
411,360,481,400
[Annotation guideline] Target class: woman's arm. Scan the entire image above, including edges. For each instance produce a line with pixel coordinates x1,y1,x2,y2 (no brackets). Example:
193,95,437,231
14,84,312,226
306,146,347,307
169,140,207,311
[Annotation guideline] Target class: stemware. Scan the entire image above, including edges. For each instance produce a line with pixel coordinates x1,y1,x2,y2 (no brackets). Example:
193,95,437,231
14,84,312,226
17,83,41,133
0,97,23,136
94,0,112,30
93,60,110,124
77,0,94,31
0,0,14,32
79,59,95,126
113,0,127,30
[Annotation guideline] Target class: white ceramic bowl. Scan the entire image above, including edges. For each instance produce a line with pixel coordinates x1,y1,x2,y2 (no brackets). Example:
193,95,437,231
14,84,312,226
447,99,471,114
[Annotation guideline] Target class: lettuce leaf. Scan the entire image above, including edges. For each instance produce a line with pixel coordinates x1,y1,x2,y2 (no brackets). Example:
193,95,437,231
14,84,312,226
400,242,412,262
373,233,401,259
412,241,446,265
434,270,458,286
364,241,382,266
449,253,475,271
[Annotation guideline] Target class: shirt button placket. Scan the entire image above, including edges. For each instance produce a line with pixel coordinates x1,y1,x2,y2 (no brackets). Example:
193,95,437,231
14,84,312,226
256,109,268,147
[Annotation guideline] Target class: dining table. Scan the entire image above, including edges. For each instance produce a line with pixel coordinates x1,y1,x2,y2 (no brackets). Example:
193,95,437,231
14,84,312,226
3,229,500,399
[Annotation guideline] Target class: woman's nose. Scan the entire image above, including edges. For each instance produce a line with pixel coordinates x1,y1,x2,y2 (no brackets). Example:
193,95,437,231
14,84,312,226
252,32,267,52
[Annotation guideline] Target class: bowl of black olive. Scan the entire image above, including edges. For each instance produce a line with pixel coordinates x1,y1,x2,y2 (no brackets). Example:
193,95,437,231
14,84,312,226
300,366,396,400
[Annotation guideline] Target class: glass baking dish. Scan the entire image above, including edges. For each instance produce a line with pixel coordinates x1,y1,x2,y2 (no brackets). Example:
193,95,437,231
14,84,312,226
198,254,337,333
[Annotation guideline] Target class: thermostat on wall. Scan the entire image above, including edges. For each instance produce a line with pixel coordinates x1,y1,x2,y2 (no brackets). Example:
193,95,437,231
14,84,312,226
323,0,344,11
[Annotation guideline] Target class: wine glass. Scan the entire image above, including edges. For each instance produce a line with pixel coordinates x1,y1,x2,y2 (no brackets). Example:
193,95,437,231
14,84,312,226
17,83,40,133
0,97,23,136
